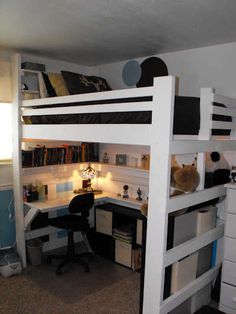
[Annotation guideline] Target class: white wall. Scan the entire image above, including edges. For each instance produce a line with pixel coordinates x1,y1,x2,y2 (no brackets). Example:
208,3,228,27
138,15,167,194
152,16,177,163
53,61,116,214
93,42,236,98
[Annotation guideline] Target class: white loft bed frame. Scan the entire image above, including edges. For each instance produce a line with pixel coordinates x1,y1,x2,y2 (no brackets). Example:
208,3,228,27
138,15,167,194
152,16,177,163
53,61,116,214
11,54,236,314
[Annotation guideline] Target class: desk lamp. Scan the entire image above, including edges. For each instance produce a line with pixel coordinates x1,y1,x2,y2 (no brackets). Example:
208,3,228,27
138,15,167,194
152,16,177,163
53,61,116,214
81,163,98,191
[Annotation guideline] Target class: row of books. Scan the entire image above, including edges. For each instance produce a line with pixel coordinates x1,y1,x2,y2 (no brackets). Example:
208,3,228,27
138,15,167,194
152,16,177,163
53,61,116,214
22,142,99,167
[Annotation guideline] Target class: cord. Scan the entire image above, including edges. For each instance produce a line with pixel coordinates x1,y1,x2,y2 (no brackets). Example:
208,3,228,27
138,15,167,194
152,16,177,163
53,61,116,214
7,195,15,222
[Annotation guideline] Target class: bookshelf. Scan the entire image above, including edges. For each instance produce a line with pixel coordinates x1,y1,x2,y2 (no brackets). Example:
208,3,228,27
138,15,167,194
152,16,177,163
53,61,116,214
22,142,99,168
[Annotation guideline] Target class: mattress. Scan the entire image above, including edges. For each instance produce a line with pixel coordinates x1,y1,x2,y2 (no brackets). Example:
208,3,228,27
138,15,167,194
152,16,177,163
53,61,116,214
24,96,231,135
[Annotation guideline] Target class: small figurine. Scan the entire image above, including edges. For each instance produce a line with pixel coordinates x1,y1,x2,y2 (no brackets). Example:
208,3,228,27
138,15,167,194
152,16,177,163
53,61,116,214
103,152,109,164
123,184,129,198
136,187,142,201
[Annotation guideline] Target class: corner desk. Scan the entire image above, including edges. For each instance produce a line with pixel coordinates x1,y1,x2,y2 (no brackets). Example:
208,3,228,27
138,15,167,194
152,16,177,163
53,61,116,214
24,191,143,229
24,191,146,314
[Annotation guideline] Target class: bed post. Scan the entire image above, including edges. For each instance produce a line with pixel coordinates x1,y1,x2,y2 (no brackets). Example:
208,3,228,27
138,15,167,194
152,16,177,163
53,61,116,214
143,76,175,314
11,54,26,267
197,88,214,190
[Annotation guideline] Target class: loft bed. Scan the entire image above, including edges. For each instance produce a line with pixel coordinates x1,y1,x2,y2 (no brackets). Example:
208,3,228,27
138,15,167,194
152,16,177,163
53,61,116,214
12,54,236,314
22,91,232,137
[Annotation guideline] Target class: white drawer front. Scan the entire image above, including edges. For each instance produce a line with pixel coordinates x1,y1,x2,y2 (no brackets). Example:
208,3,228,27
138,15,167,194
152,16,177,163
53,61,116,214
225,237,236,262
225,214,236,238
221,283,236,310
115,239,132,267
96,209,112,235
222,260,236,286
227,189,236,214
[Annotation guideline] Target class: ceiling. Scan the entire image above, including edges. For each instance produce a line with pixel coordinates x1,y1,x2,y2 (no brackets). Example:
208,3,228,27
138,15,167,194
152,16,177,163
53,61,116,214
1,0,236,66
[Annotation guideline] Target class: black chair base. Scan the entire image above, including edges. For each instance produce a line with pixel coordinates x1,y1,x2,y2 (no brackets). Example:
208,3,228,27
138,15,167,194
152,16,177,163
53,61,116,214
46,229,92,275
47,253,90,275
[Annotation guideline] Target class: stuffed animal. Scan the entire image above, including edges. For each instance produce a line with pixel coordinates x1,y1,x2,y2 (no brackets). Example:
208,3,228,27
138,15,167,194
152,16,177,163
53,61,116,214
205,152,230,188
170,163,200,196
141,161,200,217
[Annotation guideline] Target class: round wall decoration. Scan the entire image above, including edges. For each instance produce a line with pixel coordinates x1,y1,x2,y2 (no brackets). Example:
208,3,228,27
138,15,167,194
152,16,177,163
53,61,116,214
122,60,141,86
136,57,168,88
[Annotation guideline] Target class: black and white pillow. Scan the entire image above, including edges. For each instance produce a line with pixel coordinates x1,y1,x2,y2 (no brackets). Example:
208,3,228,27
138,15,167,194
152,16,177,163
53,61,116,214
61,71,111,95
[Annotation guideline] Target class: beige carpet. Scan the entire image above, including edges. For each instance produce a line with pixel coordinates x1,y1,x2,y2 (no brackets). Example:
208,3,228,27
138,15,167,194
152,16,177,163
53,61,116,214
0,256,140,314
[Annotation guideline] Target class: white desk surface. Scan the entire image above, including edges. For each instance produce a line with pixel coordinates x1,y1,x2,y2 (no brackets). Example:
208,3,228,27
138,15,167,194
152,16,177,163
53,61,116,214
24,191,144,229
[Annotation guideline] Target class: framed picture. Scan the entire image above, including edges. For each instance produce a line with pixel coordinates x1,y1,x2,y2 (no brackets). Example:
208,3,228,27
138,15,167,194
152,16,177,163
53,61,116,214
116,154,127,165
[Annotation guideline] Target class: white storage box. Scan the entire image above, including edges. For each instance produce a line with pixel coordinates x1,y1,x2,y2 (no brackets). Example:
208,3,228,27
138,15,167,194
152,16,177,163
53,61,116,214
0,249,22,278
96,208,112,235
115,239,132,267
136,219,142,245
196,206,217,235
171,252,198,294
172,211,197,247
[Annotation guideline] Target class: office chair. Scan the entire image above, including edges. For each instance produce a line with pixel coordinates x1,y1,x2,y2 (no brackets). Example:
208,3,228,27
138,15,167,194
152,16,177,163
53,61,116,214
47,192,94,275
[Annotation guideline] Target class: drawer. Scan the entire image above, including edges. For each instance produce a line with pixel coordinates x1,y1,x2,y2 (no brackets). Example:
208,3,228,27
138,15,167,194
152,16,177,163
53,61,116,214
222,260,236,286
225,214,236,238
220,283,236,310
115,239,132,267
227,189,236,214
95,208,112,235
136,219,142,245
225,237,236,262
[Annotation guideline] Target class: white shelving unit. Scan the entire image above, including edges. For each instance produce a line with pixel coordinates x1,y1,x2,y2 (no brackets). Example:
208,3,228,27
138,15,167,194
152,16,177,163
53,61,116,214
11,53,236,314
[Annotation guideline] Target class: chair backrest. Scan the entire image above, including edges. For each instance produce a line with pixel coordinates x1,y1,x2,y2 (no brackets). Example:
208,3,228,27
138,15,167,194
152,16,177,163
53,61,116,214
69,192,94,216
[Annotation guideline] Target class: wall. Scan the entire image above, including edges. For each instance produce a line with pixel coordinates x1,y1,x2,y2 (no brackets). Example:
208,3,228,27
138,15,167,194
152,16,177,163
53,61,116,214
0,189,15,248
93,42,236,98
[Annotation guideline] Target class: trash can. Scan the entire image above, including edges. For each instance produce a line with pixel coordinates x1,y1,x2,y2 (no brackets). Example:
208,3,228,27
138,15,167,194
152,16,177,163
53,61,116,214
26,239,43,266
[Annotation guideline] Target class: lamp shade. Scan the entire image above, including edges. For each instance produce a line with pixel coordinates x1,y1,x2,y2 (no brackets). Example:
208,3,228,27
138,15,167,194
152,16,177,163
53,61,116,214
81,164,98,180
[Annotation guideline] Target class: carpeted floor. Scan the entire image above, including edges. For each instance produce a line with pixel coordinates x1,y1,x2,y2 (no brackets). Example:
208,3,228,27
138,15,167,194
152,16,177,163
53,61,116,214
0,255,140,314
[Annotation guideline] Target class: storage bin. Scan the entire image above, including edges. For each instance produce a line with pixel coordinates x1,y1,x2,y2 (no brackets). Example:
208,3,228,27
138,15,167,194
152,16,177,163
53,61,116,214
196,206,217,235
171,252,198,294
26,238,43,266
167,210,197,249
96,208,112,235
115,239,132,267
0,248,22,277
